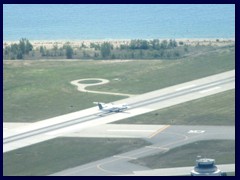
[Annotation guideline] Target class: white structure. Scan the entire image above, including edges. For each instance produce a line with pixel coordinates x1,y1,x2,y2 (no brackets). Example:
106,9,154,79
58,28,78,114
191,158,224,176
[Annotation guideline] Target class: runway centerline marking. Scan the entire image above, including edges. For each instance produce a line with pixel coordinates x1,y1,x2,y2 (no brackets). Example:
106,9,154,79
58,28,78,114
107,129,156,132
175,84,196,91
148,125,170,138
199,86,221,93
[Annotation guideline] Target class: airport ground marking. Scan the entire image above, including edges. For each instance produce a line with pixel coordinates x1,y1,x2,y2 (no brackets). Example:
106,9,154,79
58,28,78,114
199,86,221,93
107,129,155,132
175,84,196,91
145,146,169,151
188,130,205,134
159,132,189,148
148,125,170,139
96,157,125,175
113,155,137,160
160,129,211,149
96,148,161,174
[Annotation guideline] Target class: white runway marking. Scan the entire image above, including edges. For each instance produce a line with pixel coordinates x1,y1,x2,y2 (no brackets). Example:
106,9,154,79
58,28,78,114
188,130,205,134
145,146,169,150
199,86,221,93
107,129,155,132
113,155,137,160
175,84,196,91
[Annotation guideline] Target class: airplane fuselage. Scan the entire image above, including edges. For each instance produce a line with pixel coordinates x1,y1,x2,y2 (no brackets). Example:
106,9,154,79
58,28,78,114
94,102,129,113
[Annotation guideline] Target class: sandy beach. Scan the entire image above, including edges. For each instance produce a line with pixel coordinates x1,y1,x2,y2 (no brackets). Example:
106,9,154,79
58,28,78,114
3,38,235,50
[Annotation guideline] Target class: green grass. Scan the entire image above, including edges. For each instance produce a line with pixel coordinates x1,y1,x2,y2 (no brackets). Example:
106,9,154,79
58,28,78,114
78,79,102,84
115,89,235,126
226,172,235,176
88,48,235,94
3,61,126,122
3,137,151,176
3,46,235,122
130,140,235,169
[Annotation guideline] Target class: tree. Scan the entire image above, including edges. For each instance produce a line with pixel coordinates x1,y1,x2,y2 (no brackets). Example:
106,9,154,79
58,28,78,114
139,50,144,58
179,41,184,45
129,40,137,49
11,43,23,59
140,40,149,49
19,38,33,55
120,44,127,50
100,42,111,59
111,54,116,59
53,43,58,56
4,38,33,60
90,43,100,50
160,40,168,49
150,39,160,50
173,49,180,58
168,39,177,48
65,45,73,59
40,46,47,56
94,52,99,58
10,44,19,55
81,43,87,49
4,46,10,56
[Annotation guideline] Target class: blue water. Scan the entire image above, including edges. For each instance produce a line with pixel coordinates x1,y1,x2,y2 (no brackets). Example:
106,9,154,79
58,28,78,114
3,4,235,41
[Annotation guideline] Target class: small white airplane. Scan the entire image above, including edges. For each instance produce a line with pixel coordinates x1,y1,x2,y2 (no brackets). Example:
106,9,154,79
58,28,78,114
93,102,130,112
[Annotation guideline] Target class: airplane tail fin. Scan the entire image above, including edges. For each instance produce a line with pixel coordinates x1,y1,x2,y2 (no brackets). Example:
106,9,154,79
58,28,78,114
97,103,103,110
93,102,104,110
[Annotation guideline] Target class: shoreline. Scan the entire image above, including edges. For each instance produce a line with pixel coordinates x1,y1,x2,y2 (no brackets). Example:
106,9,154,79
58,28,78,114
3,38,235,49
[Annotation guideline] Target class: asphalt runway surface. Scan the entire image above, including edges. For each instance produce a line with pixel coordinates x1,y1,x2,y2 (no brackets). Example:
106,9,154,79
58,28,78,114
51,125,234,176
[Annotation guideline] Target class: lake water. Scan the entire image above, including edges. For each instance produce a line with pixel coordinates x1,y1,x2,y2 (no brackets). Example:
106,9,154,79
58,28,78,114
3,4,235,41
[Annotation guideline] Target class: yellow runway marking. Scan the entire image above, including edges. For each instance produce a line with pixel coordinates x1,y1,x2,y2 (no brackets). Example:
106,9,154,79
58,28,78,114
148,125,170,138
96,157,123,174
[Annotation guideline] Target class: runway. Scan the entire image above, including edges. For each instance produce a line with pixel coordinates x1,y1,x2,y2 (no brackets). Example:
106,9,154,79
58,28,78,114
3,70,234,152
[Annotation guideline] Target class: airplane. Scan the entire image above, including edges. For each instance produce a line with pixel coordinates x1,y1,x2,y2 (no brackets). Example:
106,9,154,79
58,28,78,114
93,102,130,113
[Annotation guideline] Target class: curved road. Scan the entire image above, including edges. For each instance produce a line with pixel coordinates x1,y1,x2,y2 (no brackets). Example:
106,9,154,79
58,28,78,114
70,78,136,97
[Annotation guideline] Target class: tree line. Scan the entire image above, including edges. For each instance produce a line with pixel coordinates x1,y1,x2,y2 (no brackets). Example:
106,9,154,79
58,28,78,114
4,38,33,59
3,38,189,60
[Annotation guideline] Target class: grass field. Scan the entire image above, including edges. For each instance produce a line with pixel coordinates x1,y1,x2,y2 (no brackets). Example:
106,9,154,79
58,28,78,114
3,137,151,176
78,79,102,84
115,89,235,126
130,140,235,169
89,47,235,94
3,46,235,122
227,172,235,176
